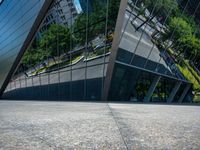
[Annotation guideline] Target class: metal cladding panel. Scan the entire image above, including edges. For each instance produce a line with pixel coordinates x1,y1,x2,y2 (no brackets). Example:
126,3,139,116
0,0,53,96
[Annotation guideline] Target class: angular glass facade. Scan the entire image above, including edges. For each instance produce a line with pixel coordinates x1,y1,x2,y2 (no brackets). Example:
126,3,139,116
106,0,195,102
2,0,121,100
0,0,197,103
0,0,53,95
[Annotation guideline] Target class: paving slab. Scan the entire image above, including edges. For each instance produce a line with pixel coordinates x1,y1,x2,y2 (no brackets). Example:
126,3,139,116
109,103,200,150
0,101,126,150
0,101,200,150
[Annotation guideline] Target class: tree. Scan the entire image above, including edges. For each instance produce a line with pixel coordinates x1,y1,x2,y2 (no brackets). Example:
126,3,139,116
21,0,121,68
73,0,120,44
144,0,179,19
179,35,200,58
163,17,193,45
22,46,51,68
73,1,106,44
22,24,73,68
108,0,120,28
39,24,72,57
135,0,179,31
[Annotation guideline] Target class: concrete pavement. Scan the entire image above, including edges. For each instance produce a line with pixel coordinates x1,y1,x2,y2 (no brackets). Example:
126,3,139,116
0,101,200,150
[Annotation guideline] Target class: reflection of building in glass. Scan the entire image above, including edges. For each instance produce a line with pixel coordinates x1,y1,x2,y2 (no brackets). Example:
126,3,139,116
39,0,78,34
79,0,92,13
0,0,198,103
79,0,107,13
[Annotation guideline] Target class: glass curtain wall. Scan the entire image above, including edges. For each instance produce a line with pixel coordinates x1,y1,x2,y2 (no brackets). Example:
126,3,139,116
108,0,198,102
0,0,46,91
151,77,175,102
3,0,121,100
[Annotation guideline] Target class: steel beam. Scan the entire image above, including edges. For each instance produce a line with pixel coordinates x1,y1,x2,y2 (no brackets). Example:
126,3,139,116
102,0,128,101
144,76,161,102
178,84,191,103
167,81,182,103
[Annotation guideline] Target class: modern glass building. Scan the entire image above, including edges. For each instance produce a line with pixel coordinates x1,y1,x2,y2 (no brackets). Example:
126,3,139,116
0,0,199,103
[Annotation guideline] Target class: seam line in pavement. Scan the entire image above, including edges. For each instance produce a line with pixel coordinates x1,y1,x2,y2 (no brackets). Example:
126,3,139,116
107,103,129,150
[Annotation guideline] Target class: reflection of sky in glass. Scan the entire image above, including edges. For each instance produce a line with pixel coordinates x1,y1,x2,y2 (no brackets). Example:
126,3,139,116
74,0,82,13
0,0,45,89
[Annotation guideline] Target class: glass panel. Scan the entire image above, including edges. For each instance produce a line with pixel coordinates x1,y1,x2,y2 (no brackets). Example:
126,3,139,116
3,0,121,100
108,63,152,101
108,0,199,103
0,0,46,89
151,77,175,102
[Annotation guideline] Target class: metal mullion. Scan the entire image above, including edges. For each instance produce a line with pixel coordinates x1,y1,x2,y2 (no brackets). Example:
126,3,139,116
108,0,159,101
56,1,61,100
25,73,27,88
172,1,200,68
0,1,31,35
19,0,24,96
46,13,50,100
0,1,42,46
119,0,141,44
0,0,13,18
9,81,12,91
154,0,191,72
115,60,190,84
69,0,73,100
102,0,110,99
143,1,177,69
14,78,16,90
0,0,54,96
0,1,28,33
84,0,89,100
129,0,160,65
185,51,200,86
19,71,21,89
38,1,43,99
102,0,128,101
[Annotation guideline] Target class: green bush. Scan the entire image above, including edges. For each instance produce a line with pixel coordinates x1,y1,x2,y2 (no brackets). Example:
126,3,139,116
184,60,200,83
177,64,200,91
193,96,200,103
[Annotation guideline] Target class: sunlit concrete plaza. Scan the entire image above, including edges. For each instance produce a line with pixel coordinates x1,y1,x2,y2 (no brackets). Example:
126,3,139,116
0,101,199,150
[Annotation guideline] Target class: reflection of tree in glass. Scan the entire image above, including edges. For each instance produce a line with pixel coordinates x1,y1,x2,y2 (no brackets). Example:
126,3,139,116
73,0,120,44
40,24,73,56
22,24,73,68
22,0,120,69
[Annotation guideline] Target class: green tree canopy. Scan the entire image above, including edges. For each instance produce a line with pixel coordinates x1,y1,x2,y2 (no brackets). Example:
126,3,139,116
21,0,121,68
178,35,200,57
144,0,179,18
40,24,72,57
73,0,120,44
163,17,193,44
22,46,51,68
22,24,73,67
